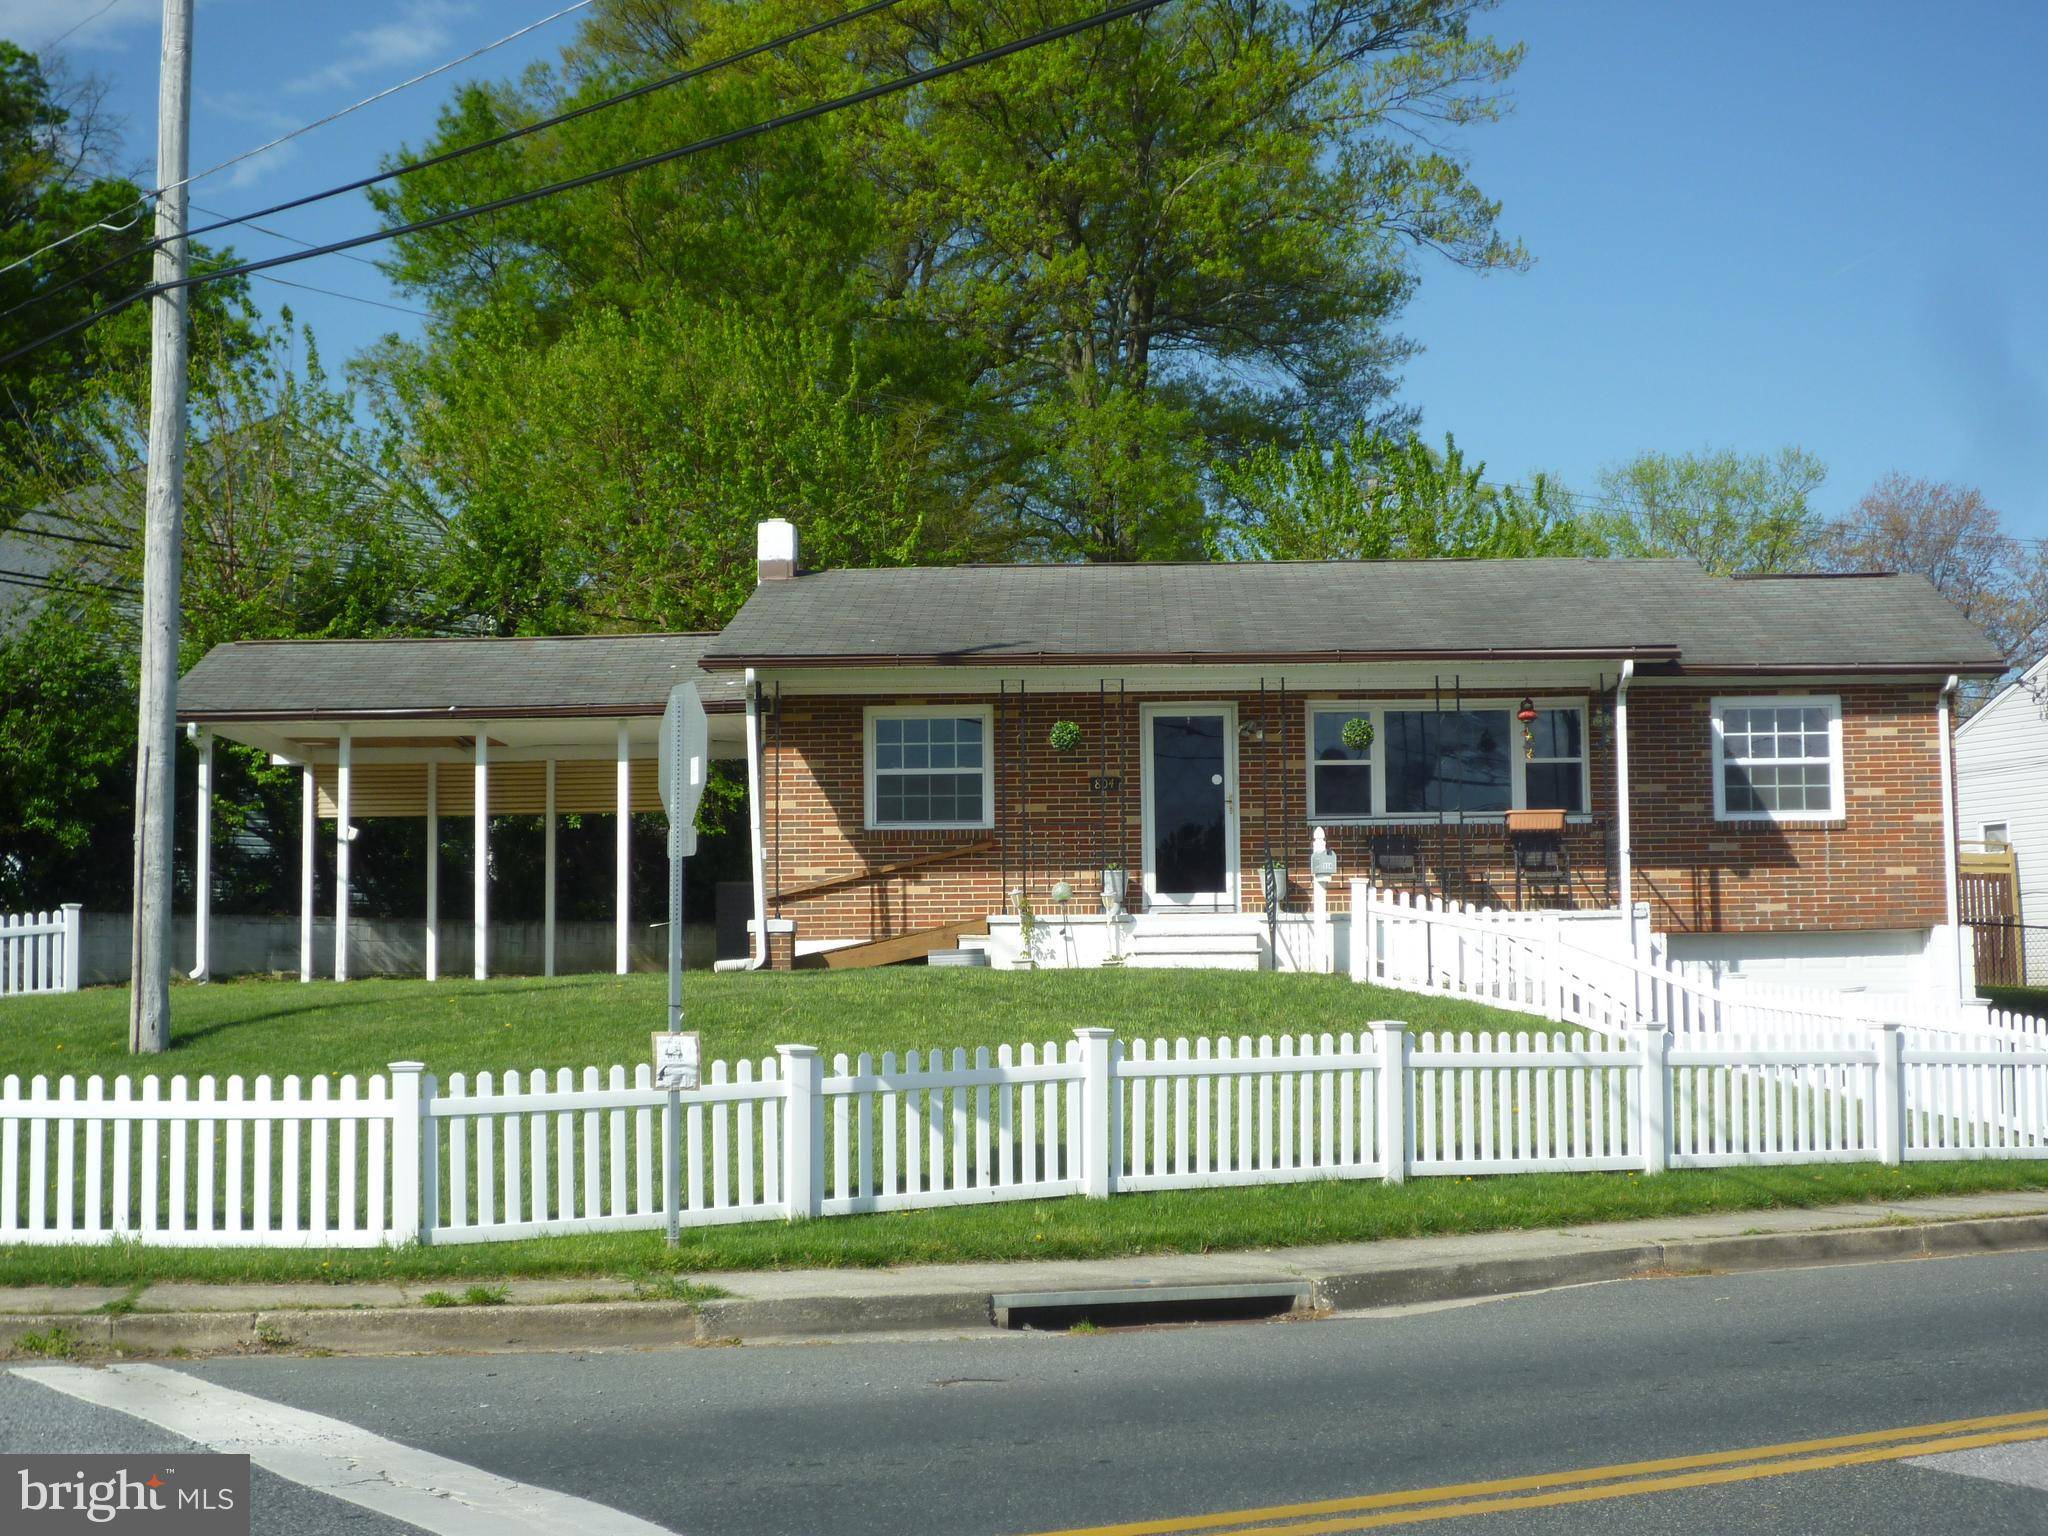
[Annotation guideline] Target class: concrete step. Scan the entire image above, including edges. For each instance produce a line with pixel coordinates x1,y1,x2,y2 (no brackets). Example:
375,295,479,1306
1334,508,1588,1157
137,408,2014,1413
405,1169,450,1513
1128,928,1265,970
1130,931,1265,953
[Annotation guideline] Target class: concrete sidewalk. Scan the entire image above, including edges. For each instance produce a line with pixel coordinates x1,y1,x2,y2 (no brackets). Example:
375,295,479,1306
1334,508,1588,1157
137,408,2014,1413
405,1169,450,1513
6,1190,2048,1358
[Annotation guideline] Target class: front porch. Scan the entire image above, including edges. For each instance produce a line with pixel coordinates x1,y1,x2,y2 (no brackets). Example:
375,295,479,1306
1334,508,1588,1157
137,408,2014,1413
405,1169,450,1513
753,664,1645,971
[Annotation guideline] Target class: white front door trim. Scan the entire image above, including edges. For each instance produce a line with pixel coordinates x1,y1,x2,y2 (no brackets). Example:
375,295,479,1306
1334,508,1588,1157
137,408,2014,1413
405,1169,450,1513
1139,701,1239,911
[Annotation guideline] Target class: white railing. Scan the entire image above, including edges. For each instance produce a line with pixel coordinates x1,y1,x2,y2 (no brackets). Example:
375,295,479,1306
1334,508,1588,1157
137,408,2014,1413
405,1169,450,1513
0,906,81,998
1351,882,2046,1051
4,1024,2046,1248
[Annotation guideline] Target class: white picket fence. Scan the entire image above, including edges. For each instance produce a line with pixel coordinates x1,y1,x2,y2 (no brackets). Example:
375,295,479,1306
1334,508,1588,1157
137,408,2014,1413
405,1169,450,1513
0,906,81,998
4,1022,2046,1248
1351,883,2039,1050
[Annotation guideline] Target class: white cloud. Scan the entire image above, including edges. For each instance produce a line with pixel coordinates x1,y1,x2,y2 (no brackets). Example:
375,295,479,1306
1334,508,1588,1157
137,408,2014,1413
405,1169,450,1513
283,0,474,97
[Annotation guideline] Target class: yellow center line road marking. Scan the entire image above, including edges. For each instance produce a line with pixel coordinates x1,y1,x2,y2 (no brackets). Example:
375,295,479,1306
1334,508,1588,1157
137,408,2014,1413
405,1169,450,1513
1026,1408,2048,1536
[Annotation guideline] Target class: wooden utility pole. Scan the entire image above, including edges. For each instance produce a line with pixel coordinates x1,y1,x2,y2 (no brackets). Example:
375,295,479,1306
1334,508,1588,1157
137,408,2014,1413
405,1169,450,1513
128,0,194,1055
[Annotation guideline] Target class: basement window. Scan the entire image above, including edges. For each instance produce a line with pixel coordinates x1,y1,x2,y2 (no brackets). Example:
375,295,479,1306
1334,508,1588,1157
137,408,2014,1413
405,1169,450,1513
1712,695,1844,822
865,705,994,830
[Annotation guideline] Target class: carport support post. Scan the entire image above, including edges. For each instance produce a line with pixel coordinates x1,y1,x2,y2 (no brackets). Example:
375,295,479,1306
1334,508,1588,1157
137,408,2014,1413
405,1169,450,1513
299,765,314,983
474,728,489,980
334,725,351,983
424,763,438,982
616,721,631,975
543,758,557,979
1372,1021,1407,1183
191,729,211,982
1076,1027,1116,1197
1638,1025,1669,1175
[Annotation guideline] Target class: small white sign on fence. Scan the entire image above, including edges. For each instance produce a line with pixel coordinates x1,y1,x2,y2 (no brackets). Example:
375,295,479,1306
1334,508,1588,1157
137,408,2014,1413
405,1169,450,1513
651,1030,702,1092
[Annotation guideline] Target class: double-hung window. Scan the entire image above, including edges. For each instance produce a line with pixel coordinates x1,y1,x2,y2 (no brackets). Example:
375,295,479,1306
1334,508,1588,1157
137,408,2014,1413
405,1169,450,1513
1712,696,1843,822
1311,710,1376,818
1306,701,1588,822
865,706,993,830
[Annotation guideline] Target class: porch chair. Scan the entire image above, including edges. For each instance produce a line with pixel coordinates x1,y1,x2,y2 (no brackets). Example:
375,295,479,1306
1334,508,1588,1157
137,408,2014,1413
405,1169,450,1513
1505,809,1570,908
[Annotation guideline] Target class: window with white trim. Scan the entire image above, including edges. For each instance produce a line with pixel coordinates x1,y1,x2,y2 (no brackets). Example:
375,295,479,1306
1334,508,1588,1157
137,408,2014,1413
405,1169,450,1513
865,706,992,829
1306,701,1589,822
1983,823,2010,850
1311,709,1374,818
1712,695,1844,822
1522,708,1585,813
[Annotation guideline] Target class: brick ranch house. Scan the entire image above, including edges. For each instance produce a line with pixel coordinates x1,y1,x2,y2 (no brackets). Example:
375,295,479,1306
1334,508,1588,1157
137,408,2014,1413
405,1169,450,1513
696,521,2004,998
176,519,2003,1001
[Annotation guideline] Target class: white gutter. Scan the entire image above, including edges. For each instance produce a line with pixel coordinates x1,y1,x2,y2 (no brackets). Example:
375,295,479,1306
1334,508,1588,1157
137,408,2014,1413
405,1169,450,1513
1615,659,1635,954
1938,673,1964,1001
714,668,772,971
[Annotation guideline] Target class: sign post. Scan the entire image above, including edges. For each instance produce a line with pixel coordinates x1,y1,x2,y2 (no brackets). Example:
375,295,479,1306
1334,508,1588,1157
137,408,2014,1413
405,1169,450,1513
657,682,708,1246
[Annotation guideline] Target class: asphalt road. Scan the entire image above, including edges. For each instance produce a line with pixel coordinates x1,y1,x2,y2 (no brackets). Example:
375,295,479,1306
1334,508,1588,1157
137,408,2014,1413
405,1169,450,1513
8,1249,2048,1535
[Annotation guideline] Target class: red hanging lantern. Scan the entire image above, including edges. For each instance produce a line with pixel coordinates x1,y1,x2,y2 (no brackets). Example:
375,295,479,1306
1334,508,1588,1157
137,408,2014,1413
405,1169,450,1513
1516,697,1538,724
1517,697,1538,760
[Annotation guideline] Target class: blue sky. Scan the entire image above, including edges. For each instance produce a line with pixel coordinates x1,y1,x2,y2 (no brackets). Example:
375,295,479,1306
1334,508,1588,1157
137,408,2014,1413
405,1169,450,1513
10,0,2047,535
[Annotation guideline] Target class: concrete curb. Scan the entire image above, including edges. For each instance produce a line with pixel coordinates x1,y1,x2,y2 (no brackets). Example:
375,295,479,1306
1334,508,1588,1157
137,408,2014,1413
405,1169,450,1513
5,1212,2047,1361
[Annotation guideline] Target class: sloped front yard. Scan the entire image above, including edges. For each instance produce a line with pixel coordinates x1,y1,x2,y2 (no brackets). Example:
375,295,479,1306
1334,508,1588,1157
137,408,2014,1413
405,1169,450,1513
0,968,1533,1083
8,970,2048,1290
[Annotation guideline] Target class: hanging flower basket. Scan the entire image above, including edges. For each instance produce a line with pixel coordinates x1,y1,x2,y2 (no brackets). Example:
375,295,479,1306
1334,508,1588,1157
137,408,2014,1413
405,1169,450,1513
1340,716,1375,753
1048,719,1082,753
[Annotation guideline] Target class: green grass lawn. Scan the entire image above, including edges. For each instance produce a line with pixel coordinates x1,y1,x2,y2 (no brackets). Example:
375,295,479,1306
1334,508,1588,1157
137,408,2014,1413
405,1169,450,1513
0,968,1544,1084
8,1158,2047,1289
9,971,2048,1291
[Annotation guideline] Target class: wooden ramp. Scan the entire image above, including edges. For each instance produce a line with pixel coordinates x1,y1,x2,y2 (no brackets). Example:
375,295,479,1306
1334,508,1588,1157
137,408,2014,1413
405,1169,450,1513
806,918,989,970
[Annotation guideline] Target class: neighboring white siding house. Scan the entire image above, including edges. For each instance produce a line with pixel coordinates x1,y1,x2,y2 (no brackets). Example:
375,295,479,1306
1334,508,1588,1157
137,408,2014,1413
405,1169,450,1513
1956,656,2048,984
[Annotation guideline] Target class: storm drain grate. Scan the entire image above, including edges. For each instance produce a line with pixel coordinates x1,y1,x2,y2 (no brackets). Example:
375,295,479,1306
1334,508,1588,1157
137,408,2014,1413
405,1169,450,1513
990,1281,1313,1331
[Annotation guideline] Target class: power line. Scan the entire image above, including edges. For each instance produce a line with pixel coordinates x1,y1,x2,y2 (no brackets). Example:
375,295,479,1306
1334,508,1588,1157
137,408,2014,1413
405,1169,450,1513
190,203,383,270
39,0,123,53
0,1,594,287
252,271,433,319
0,568,140,597
167,0,597,201
0,0,910,331
4,523,131,553
0,0,1172,372
169,0,915,256
195,202,434,316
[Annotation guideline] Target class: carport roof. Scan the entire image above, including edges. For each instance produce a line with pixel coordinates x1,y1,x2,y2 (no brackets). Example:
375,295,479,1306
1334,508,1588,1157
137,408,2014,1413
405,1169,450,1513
177,633,743,723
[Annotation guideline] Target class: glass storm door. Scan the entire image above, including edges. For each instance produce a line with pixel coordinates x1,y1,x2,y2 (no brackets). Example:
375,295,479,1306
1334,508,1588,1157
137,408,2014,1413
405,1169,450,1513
1144,708,1236,908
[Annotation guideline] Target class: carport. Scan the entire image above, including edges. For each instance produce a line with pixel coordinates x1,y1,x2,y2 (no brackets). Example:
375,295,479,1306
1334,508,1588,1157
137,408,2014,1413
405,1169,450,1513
176,634,748,981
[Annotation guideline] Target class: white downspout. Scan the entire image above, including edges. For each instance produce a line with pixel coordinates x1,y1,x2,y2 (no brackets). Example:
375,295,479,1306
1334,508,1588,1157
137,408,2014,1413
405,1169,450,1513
1615,660,1635,955
716,669,772,971
1938,673,1965,1003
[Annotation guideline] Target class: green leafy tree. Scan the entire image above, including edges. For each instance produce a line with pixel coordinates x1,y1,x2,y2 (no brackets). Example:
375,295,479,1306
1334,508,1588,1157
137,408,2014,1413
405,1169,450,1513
5,318,437,913
1592,446,1828,574
367,0,1530,564
1216,427,1593,561
377,298,972,635
0,610,133,909
1,40,250,477
864,0,1526,559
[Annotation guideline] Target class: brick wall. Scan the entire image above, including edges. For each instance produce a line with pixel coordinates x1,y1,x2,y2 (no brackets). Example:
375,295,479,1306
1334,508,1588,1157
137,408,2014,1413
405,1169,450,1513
758,682,1948,944
1628,683,1947,934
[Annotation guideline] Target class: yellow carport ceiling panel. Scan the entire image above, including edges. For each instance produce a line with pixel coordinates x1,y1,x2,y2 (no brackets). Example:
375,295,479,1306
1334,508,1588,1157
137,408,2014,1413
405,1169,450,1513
314,759,662,818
